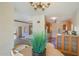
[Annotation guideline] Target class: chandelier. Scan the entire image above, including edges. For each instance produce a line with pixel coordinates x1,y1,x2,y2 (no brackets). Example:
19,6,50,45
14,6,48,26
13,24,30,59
30,2,50,11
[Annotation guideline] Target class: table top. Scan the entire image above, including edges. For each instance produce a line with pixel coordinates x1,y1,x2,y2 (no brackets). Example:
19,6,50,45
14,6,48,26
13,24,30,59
11,43,64,56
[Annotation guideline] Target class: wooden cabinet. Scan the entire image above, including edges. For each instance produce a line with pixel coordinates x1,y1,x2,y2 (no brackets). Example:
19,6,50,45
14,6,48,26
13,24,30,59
56,33,79,56
62,19,72,31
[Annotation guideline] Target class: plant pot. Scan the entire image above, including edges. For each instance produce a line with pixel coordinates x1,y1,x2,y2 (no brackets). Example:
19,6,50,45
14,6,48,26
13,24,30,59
32,49,46,56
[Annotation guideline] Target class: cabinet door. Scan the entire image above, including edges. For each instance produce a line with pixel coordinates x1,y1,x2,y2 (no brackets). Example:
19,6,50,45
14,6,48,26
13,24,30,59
57,36,62,50
64,36,69,51
71,37,78,55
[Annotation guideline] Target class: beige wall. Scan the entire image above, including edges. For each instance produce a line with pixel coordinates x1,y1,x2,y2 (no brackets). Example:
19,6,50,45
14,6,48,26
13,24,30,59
75,10,79,27
0,3,14,55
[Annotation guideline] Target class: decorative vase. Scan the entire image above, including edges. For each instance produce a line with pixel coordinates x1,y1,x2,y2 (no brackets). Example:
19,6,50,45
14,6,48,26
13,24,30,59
32,15,47,56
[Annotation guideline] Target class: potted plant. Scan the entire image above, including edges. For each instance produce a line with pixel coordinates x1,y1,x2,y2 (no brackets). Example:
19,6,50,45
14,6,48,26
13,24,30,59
32,32,47,56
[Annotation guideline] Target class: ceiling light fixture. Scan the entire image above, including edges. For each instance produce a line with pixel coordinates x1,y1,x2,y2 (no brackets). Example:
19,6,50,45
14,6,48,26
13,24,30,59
50,17,57,23
30,2,50,11
51,17,57,20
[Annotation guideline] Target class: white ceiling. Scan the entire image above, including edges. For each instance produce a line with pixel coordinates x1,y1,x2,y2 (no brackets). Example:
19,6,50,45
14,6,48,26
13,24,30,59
12,2,79,21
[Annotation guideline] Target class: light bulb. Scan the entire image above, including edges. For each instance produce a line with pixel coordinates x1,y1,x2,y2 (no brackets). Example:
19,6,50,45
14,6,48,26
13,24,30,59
51,17,57,20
